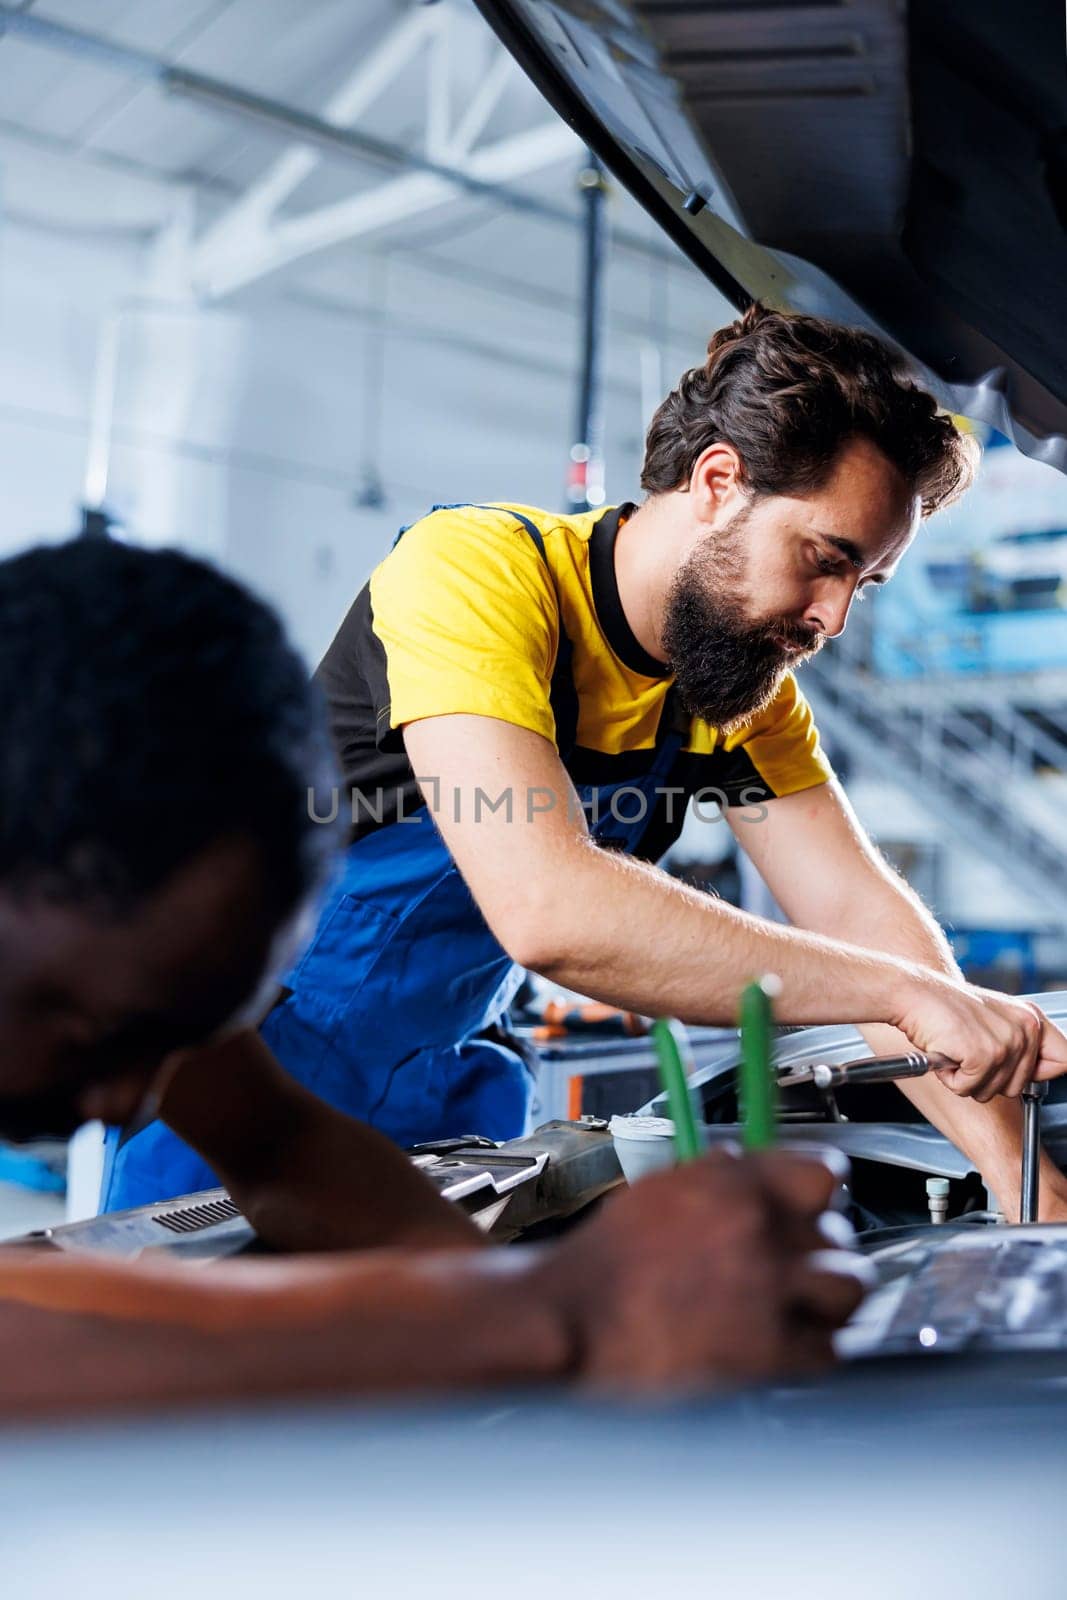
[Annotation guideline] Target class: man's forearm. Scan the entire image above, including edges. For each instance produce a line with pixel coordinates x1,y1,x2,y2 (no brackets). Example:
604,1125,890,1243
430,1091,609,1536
0,1149,864,1419
159,1032,483,1254
405,719,938,1036
0,1246,567,1420
538,843,1032,1205
523,840,924,1031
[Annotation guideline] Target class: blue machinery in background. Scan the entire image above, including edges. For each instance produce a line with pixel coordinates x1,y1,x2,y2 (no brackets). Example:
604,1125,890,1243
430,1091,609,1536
875,607,1067,679
873,432,1067,678
873,558,1067,679
949,928,1040,990
0,1146,65,1195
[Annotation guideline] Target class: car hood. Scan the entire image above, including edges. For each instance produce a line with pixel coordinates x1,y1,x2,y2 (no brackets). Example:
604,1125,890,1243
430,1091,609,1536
475,1,1067,472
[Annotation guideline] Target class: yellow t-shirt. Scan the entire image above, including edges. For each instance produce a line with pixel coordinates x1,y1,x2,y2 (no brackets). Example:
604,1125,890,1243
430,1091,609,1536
316,502,832,855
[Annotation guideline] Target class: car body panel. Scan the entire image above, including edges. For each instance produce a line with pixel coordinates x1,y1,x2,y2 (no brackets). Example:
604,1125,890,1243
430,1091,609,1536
476,0,1067,470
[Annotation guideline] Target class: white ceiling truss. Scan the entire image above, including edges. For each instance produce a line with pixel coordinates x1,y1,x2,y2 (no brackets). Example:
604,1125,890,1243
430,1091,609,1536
0,1,690,297
190,4,580,299
0,2,582,300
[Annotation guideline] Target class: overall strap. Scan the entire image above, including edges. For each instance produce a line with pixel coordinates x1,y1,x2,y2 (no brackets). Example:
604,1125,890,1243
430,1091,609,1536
650,683,690,774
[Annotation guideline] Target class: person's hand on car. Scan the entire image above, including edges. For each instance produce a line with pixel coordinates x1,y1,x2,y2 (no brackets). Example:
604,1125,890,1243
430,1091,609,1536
533,1147,867,1391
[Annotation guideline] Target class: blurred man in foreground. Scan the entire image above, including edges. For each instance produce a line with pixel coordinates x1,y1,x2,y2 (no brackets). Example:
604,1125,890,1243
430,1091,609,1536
0,538,861,1418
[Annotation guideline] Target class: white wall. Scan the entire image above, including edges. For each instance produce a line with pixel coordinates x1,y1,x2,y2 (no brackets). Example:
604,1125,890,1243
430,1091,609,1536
0,223,139,550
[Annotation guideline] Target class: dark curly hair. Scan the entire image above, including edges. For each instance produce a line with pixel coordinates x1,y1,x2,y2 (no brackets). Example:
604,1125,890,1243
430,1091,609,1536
0,539,338,914
642,303,978,516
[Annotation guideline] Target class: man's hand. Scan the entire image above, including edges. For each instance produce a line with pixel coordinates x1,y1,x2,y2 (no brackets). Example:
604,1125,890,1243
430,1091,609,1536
895,976,1067,1102
533,1148,867,1391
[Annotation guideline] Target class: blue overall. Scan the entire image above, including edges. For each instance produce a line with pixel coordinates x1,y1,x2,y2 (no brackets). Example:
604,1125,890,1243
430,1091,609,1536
100,507,684,1212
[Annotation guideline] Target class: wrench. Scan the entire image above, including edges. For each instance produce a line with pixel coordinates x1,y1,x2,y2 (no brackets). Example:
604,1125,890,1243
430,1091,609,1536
1020,1081,1048,1224
778,1052,1048,1225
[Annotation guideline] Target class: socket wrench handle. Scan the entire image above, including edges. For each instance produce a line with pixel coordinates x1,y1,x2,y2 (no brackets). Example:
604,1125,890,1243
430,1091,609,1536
1020,1080,1048,1225
779,1051,950,1091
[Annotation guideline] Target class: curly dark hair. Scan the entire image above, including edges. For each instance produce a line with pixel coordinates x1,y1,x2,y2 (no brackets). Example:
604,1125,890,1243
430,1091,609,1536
0,539,338,914
642,303,978,515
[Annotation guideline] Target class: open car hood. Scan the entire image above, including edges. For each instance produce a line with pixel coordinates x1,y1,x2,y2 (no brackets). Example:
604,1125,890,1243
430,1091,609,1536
475,1,1067,472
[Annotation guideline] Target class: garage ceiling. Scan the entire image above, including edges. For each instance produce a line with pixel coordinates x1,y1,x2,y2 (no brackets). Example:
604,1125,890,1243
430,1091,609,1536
0,0,720,337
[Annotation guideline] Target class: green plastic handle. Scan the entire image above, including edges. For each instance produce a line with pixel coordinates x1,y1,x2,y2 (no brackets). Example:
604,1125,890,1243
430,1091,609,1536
739,978,779,1151
652,1017,704,1163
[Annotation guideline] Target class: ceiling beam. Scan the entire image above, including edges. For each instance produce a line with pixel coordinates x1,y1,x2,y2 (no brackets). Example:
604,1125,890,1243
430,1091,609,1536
196,120,578,298
193,9,440,277
0,3,687,277
188,4,581,297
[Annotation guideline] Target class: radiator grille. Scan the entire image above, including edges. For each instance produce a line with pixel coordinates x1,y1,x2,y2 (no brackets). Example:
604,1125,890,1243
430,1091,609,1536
152,1196,241,1235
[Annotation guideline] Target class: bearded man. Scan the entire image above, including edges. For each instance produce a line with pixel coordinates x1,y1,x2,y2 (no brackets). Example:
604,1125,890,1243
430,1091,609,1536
107,303,1067,1224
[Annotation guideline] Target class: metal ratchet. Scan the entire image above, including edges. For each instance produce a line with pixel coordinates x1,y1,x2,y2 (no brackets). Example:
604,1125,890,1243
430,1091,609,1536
777,1052,1049,1226
775,1050,953,1091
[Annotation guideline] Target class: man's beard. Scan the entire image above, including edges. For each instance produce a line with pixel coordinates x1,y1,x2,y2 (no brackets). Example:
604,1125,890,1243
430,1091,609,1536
661,513,823,730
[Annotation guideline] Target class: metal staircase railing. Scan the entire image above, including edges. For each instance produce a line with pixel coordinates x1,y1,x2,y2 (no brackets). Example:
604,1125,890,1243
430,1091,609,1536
802,629,1067,921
